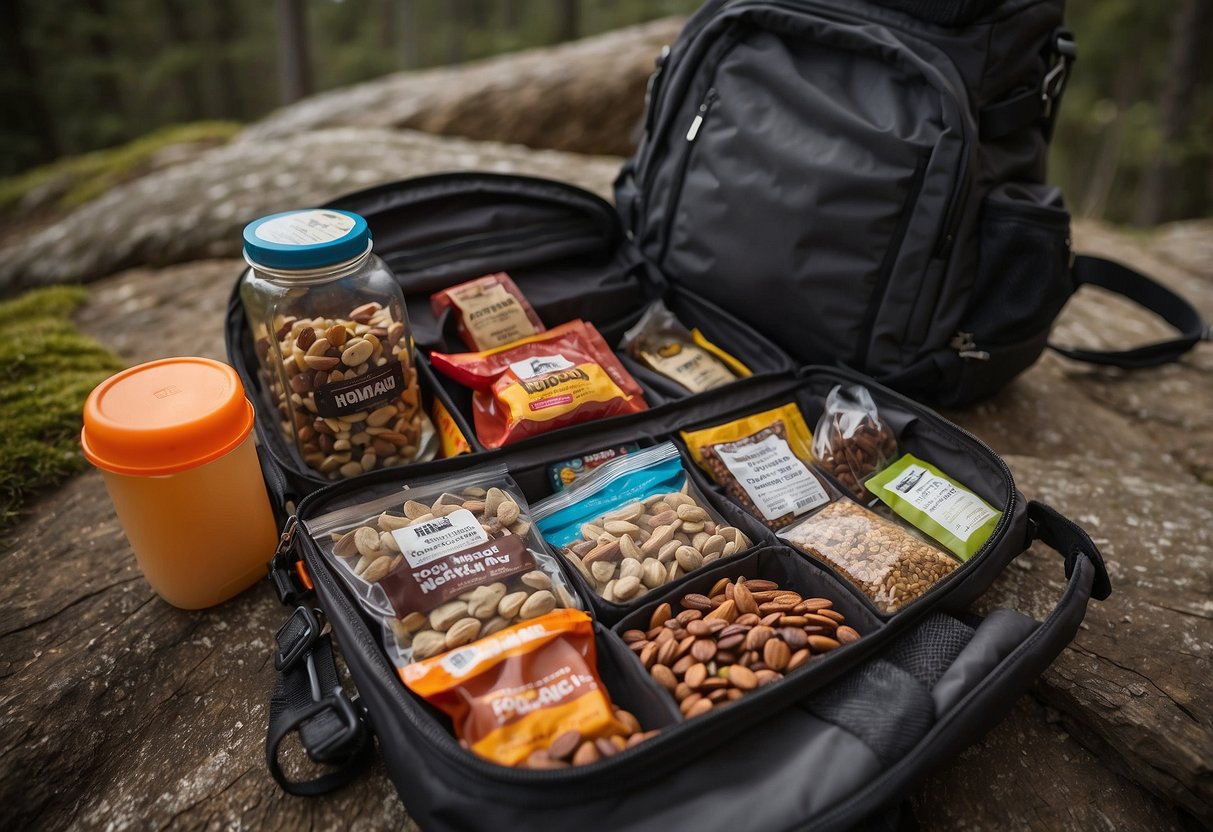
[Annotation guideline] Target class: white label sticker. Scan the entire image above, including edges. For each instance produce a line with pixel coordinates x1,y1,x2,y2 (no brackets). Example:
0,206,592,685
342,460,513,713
391,509,490,568
880,464,996,542
715,434,830,521
508,354,574,380
255,210,356,245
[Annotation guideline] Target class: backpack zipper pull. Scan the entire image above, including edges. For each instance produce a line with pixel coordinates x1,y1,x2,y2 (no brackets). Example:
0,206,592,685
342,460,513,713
686,88,718,142
950,331,990,360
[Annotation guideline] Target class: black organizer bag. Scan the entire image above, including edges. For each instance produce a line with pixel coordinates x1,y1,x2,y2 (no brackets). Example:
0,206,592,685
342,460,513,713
226,173,1112,830
266,371,1110,831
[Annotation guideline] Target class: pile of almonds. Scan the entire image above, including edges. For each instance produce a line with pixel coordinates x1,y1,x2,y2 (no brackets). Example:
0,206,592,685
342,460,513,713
623,576,859,718
516,707,659,768
329,485,580,660
559,485,753,604
256,301,425,480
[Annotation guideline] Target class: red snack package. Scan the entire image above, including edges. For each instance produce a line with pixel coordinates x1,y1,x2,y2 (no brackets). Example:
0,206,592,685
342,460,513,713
431,272,546,351
402,609,626,766
430,320,648,449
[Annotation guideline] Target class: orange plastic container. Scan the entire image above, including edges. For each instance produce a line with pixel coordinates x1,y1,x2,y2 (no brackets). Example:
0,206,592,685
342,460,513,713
81,357,279,609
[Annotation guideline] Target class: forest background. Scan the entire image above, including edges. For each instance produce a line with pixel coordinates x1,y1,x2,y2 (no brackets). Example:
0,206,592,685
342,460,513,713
0,0,1209,226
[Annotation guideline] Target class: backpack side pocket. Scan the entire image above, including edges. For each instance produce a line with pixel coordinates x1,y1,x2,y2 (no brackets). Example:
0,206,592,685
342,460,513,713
939,183,1075,405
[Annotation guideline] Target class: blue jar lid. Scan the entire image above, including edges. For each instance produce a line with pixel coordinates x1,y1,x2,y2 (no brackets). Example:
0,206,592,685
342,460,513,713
243,209,371,270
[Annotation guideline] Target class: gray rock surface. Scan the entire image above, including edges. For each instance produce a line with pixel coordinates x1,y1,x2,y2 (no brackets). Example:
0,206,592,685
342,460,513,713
0,129,622,294
241,18,682,156
0,215,1206,829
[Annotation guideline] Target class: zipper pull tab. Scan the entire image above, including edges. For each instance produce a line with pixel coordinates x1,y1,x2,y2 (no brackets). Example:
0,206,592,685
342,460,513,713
950,331,991,361
686,88,718,142
269,515,307,606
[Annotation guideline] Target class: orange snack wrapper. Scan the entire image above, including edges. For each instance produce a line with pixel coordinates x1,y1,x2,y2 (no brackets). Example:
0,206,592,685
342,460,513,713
402,609,624,766
430,320,648,449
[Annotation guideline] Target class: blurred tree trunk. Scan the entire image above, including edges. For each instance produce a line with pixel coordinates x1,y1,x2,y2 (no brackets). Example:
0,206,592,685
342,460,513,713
163,0,206,119
84,0,124,123
0,0,60,163
211,0,246,119
503,0,520,31
447,0,465,64
398,0,420,68
554,0,580,42
1134,0,1213,226
275,0,313,104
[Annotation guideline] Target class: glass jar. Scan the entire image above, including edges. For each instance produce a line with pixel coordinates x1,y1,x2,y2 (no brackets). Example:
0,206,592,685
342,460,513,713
240,208,433,479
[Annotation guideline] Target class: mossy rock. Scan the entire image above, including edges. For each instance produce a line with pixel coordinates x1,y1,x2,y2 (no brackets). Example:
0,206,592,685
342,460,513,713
0,121,241,217
0,286,124,526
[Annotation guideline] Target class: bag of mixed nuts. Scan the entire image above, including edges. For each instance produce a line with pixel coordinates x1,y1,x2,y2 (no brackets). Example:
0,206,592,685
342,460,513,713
306,466,582,668
532,443,754,606
811,384,899,502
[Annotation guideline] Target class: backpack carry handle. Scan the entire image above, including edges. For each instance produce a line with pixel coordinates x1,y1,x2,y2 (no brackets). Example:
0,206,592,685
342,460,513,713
1026,500,1111,600
1048,255,1210,370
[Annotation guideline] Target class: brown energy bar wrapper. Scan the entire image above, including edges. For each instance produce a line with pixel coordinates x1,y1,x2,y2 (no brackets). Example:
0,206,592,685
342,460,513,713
431,272,546,351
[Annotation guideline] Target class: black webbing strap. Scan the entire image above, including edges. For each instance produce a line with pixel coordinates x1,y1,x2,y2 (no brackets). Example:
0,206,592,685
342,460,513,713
265,519,374,797
1048,255,1210,368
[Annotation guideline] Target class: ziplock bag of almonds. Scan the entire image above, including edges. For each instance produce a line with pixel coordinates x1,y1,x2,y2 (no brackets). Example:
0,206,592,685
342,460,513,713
811,384,898,502
532,443,753,605
305,466,582,668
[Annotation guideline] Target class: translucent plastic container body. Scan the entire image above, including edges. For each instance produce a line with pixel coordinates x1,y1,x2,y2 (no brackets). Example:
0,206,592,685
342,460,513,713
81,357,280,609
99,435,278,609
240,209,429,480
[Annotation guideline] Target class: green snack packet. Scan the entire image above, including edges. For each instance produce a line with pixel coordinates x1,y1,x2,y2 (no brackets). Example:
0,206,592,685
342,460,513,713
866,453,1001,561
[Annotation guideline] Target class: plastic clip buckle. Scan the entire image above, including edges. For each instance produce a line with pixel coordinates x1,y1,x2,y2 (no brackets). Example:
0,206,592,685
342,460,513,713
295,687,364,764
275,605,323,672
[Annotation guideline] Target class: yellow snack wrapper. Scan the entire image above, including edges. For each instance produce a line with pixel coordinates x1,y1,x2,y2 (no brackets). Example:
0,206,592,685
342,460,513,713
680,402,815,470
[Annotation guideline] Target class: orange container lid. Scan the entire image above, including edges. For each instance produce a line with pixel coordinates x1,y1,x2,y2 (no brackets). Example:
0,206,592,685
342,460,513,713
81,357,256,477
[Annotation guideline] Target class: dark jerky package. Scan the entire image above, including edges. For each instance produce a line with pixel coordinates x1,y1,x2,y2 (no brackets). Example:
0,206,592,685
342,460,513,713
430,320,648,449
431,272,546,351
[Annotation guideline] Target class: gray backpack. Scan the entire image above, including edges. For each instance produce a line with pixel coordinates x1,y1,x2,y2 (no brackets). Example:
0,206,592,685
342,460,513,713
616,0,1207,405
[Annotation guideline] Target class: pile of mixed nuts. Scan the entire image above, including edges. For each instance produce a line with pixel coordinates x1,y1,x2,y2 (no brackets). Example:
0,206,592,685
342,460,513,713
257,301,425,479
516,708,660,769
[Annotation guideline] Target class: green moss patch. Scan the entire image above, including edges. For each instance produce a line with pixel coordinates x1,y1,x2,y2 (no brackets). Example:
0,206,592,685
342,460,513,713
0,286,124,526
0,121,241,216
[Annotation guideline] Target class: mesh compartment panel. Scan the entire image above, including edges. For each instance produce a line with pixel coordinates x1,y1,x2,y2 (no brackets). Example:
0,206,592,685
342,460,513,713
804,660,935,765
885,613,975,689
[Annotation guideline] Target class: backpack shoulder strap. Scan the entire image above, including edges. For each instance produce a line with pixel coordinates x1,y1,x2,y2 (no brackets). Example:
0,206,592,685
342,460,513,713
1048,255,1210,368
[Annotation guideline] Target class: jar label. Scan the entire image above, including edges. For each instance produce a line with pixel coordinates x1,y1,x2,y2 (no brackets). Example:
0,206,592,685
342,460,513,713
255,210,355,245
313,361,406,418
